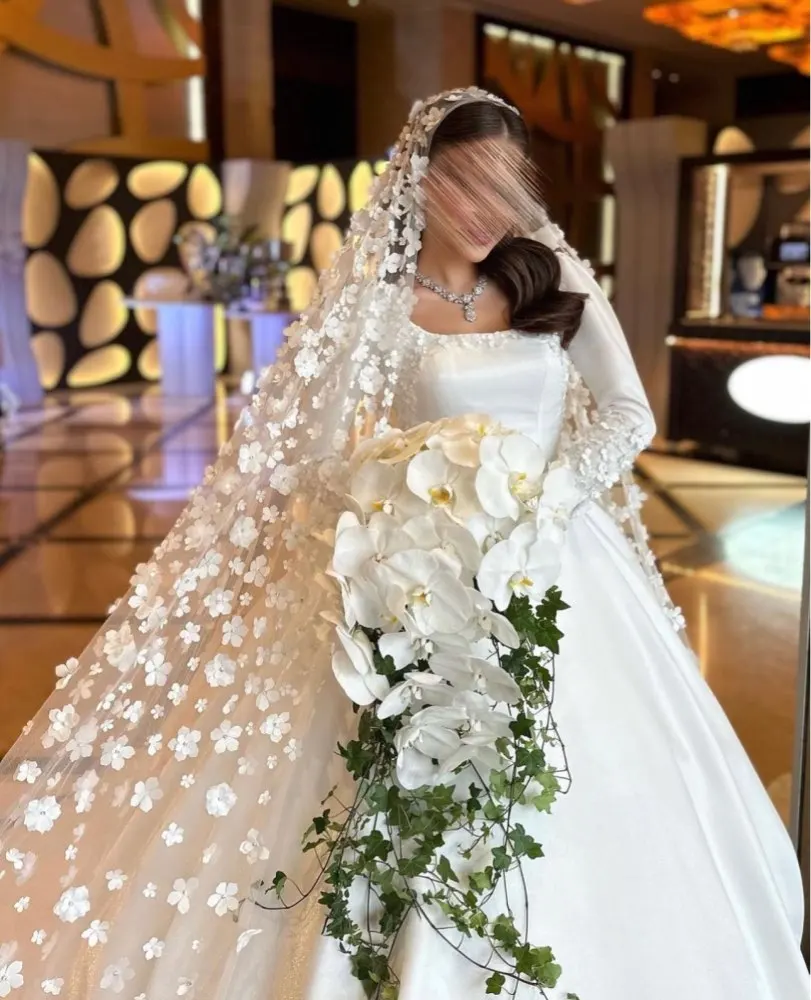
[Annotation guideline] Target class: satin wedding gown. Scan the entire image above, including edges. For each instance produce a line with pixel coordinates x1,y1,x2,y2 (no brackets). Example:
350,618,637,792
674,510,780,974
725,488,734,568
0,321,805,1000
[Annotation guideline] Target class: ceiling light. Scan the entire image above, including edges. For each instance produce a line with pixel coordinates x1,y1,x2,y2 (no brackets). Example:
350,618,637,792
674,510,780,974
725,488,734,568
644,0,809,72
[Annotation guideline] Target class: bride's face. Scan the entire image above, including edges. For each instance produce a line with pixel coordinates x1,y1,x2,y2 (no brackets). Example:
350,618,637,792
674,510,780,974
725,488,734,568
423,136,531,263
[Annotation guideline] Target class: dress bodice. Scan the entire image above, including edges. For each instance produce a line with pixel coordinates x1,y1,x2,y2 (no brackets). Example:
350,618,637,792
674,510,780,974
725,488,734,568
401,326,569,461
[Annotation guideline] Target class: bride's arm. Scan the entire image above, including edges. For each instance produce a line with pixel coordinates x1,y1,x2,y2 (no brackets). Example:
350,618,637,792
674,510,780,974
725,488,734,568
562,278,655,504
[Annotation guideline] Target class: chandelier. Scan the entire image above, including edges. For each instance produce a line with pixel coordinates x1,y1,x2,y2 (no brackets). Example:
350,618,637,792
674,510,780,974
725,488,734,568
644,0,810,72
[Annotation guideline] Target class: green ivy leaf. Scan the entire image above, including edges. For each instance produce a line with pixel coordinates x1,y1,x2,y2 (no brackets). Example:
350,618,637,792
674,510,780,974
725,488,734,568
436,855,458,884
271,871,287,898
492,846,511,872
485,972,506,994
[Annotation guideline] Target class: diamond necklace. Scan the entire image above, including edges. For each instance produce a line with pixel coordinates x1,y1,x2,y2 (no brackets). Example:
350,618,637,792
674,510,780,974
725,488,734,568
415,271,488,323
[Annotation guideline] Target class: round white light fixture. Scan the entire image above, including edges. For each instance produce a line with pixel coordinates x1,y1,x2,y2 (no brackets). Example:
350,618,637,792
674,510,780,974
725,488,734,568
727,354,811,424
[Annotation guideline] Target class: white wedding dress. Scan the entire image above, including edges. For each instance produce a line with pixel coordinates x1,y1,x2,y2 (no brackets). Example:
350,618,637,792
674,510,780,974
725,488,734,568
0,321,806,1000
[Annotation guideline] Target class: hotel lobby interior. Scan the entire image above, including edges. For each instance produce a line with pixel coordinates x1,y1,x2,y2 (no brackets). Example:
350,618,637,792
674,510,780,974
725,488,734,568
0,0,808,985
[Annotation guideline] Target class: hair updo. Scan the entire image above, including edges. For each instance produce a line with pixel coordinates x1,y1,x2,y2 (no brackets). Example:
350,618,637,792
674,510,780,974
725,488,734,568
429,100,586,347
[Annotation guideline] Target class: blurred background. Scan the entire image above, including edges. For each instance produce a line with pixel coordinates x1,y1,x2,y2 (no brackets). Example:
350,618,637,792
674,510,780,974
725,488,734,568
0,0,808,955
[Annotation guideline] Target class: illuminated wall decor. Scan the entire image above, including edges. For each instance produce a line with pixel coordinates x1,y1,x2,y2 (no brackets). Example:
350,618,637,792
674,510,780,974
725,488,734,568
644,0,810,74
0,0,207,157
23,150,223,390
478,19,627,288
281,158,386,312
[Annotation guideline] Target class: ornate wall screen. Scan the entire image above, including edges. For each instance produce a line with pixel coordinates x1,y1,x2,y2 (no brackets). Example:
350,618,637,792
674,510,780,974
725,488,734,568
478,19,628,295
0,0,206,160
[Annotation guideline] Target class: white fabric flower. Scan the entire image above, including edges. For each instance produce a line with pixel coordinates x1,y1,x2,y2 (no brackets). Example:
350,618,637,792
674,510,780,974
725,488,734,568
143,937,165,961
331,626,390,706
222,616,248,648
0,961,23,996
206,782,237,817
239,829,270,865
162,823,185,847
169,727,201,761
259,712,292,743
230,516,259,549
130,778,163,813
23,796,61,834
100,736,135,771
167,878,198,914
144,653,170,687
82,920,110,946
204,653,236,688
42,979,64,996
53,886,91,923
55,656,80,689
105,870,127,891
207,881,239,917
476,434,546,519
99,958,134,993
477,522,563,612
212,722,242,753
14,760,41,784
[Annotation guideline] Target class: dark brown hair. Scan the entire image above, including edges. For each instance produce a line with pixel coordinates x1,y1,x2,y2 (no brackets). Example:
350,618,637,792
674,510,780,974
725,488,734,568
429,100,586,347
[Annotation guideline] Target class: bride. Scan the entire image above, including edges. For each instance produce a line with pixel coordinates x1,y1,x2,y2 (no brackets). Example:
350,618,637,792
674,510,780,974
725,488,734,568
0,89,805,999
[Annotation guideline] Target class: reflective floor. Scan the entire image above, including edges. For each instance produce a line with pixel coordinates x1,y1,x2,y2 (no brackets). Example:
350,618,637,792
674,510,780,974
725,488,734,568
0,387,807,821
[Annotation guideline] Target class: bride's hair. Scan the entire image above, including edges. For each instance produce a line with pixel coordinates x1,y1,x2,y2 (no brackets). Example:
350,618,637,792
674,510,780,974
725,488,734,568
429,100,587,347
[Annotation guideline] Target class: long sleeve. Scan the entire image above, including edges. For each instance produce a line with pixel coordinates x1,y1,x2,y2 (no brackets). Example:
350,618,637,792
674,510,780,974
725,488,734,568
561,257,655,505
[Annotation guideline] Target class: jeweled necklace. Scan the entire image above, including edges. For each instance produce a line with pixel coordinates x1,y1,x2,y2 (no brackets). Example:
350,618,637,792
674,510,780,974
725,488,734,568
415,271,488,323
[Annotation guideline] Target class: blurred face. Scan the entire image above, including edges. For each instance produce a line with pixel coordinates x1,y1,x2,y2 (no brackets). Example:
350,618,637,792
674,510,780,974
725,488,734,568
423,134,537,263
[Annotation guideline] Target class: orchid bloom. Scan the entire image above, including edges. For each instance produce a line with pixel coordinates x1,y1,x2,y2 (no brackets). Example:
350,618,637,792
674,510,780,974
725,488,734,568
331,626,390,706
475,434,546,520
477,522,562,612
384,550,475,636
406,450,478,520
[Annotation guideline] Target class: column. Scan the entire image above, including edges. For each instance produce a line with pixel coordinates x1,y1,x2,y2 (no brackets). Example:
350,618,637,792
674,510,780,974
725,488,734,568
217,0,274,159
0,140,43,408
358,2,476,157
221,158,292,376
606,117,707,431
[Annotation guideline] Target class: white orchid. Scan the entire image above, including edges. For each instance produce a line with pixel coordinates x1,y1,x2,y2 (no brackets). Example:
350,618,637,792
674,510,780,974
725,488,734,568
331,512,410,580
394,705,463,789
406,450,478,519
349,461,413,518
538,464,581,517
436,691,515,777
429,652,521,705
332,626,390,706
377,670,447,720
425,414,499,467
465,511,515,553
476,434,546,520
477,522,563,612
330,512,410,630
384,550,474,636
402,512,481,581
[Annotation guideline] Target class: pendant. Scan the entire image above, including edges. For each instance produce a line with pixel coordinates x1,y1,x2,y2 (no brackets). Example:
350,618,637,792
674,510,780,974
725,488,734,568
462,295,475,323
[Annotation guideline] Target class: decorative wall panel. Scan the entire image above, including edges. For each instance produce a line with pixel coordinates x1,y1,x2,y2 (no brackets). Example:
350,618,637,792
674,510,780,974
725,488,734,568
24,150,223,389
478,20,627,281
0,0,206,159
280,158,386,311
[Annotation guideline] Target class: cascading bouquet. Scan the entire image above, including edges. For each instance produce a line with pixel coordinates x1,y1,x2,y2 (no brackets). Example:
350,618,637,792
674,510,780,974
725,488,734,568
267,415,581,999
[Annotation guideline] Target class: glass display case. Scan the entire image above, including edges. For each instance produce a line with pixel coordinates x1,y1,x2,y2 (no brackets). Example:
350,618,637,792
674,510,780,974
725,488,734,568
668,148,810,475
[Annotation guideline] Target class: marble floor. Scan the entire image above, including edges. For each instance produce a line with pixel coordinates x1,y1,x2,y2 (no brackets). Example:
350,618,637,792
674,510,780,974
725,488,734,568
0,386,807,821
